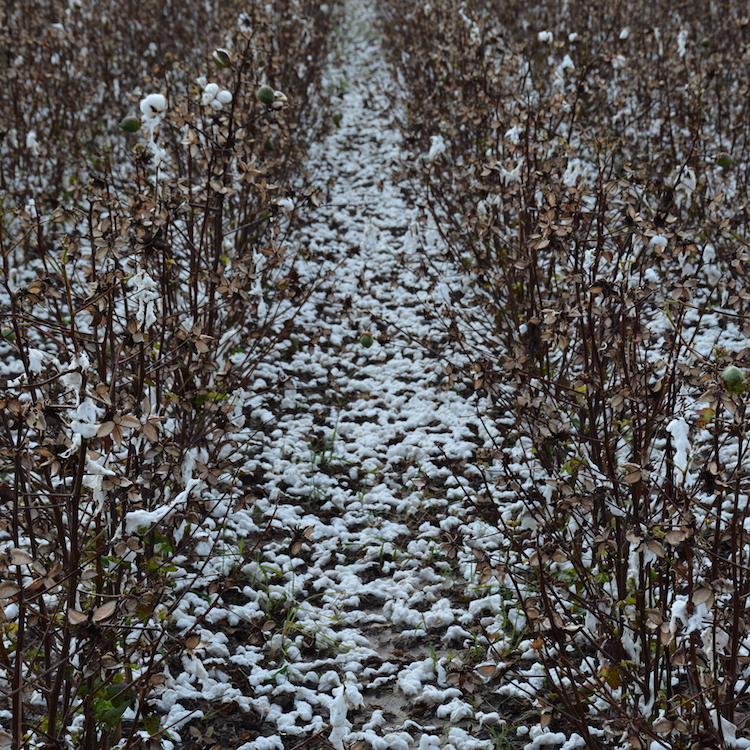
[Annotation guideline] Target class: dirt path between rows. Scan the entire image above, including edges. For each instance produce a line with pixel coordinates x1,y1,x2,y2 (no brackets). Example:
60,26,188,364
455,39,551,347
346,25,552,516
172,2,539,749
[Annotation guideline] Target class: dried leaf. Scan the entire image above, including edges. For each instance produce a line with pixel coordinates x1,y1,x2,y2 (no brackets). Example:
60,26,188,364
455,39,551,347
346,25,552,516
665,526,690,545
600,662,621,689
67,608,88,625
9,548,33,566
141,421,159,442
0,582,21,598
692,587,714,609
93,600,117,622
185,634,203,650
475,663,498,678
540,707,553,728
97,421,115,438
652,716,673,734
646,539,666,558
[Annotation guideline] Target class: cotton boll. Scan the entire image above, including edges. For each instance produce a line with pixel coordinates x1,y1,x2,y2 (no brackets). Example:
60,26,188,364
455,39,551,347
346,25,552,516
26,130,40,155
217,89,232,104
140,93,167,119
722,365,745,393
538,30,553,44
28,348,47,373
238,12,252,33
201,83,219,107
212,48,230,68
427,135,447,161
119,116,142,133
210,99,223,111
271,90,288,110
619,27,630,40
256,85,275,106
677,29,689,58
612,55,627,69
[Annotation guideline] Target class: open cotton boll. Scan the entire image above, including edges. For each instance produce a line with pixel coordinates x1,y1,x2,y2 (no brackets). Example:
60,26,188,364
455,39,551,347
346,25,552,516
427,134,447,161
26,130,40,155
140,93,167,119
27,348,48,373
677,29,689,58
666,417,691,479
202,83,233,110
201,83,219,106
271,90,288,109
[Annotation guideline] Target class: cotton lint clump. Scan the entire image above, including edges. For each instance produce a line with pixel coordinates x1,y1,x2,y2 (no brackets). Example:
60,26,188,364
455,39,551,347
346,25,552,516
202,82,233,110
139,93,167,128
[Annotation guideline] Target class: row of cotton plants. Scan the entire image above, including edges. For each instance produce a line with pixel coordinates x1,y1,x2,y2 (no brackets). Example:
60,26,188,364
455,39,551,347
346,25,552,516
0,0,334,747
378,0,750,747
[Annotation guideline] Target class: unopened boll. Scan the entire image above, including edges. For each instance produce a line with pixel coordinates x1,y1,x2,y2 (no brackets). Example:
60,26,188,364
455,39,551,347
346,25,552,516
256,85,275,106
212,48,230,68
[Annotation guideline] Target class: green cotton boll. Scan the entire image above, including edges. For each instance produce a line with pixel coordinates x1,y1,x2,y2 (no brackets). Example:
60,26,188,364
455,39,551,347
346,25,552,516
256,85,276,106
717,153,734,169
119,116,141,133
212,49,231,68
722,364,745,393
359,333,374,348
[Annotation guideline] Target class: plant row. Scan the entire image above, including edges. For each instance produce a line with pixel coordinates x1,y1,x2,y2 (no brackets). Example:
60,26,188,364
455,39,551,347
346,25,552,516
0,0,335,747
379,1,750,747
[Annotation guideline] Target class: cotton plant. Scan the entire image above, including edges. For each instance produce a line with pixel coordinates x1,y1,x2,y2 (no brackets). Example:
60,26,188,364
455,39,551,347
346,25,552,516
0,0,335,745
